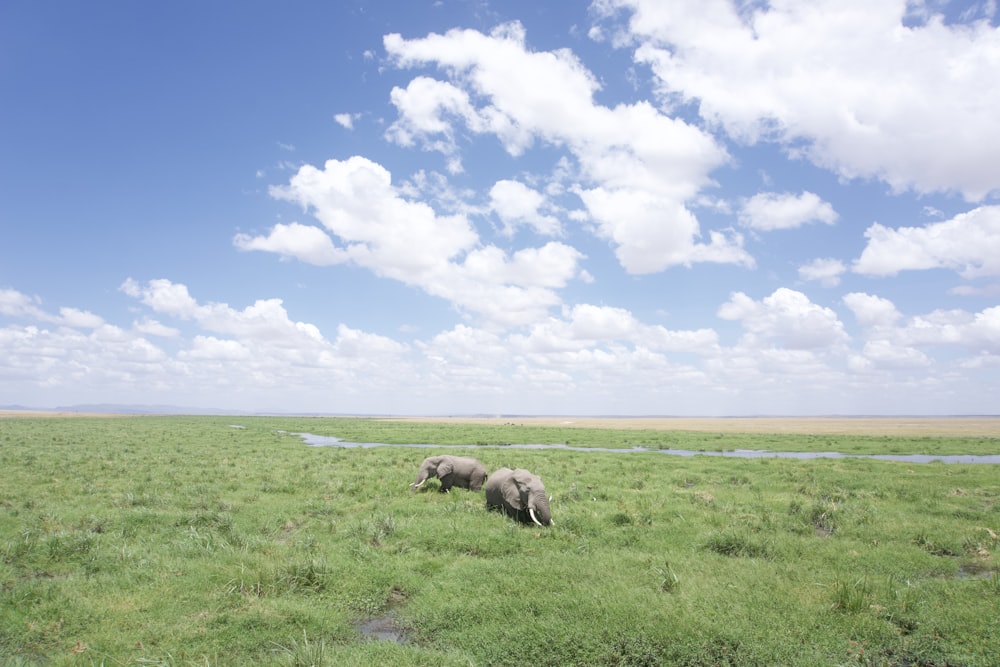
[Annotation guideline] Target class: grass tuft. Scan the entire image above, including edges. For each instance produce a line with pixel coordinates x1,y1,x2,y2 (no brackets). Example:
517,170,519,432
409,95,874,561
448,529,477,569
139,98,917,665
267,630,329,666
830,576,873,613
704,529,774,559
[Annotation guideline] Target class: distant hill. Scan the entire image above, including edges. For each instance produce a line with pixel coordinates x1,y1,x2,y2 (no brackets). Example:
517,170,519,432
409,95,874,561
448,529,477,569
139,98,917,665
1,404,378,417
56,404,246,415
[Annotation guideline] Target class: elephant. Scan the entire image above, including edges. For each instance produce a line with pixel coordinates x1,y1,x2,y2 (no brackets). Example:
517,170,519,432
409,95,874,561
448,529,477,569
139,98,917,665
484,467,553,526
411,455,488,493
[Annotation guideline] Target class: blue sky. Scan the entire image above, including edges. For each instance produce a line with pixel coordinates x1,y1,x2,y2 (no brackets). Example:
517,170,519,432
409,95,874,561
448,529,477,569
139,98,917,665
2,0,999,415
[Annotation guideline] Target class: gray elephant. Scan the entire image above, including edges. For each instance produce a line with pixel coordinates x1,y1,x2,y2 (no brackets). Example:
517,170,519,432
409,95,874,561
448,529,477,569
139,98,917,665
411,455,488,493
484,467,553,526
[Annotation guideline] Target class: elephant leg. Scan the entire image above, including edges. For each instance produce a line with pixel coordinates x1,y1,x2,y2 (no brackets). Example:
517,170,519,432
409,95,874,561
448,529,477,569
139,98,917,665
469,473,485,491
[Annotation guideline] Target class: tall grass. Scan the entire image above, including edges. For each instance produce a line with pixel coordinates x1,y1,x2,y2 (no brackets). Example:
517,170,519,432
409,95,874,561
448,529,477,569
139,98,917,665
0,416,997,665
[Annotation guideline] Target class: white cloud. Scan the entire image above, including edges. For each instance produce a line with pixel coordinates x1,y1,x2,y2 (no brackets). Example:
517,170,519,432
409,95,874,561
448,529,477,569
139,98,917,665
6,278,1000,415
270,156,478,273
0,290,103,328
950,283,1000,297
57,307,104,329
182,336,251,361
894,307,1000,354
718,287,849,350
120,279,324,344
504,303,720,366
121,278,197,318
476,242,582,289
133,318,180,338
854,205,1000,278
843,296,1000,372
0,288,46,320
421,324,508,368
489,179,562,236
577,186,751,272
567,303,638,340
1,280,422,408
234,222,346,266
258,156,582,327
739,191,838,231
386,77,483,161
843,292,902,328
799,258,845,287
851,339,931,371
332,323,410,360
600,0,1000,199
334,112,359,129
384,22,754,274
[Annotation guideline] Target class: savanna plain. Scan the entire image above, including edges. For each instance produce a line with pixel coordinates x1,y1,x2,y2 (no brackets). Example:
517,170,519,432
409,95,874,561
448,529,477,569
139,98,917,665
1,414,998,666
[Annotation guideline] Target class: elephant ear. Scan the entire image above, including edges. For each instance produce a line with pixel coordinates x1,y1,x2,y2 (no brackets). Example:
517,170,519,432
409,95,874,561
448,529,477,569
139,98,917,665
502,470,529,509
437,458,454,477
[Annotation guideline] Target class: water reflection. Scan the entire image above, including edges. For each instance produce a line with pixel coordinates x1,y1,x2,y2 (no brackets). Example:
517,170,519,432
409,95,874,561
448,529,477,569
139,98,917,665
295,433,1000,464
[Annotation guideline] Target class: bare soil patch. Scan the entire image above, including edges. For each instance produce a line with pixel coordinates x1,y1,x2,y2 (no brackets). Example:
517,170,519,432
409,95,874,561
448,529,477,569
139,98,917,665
389,416,1000,437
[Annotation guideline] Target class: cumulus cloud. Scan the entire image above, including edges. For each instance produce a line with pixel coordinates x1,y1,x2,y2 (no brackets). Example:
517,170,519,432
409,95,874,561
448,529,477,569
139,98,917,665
384,22,753,274
843,292,902,328
853,205,1000,278
334,112,359,129
599,0,1000,199
5,278,999,414
718,287,848,350
0,288,47,320
799,258,846,287
508,303,719,361
0,289,105,328
739,191,838,231
57,308,104,329
489,180,562,236
133,318,180,338
121,278,324,343
245,156,584,327
108,281,416,402
849,339,931,371
234,222,346,266
843,293,1000,373
386,76,485,168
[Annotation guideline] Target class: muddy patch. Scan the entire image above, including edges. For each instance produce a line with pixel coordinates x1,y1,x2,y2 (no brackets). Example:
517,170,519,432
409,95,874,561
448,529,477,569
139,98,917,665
957,562,995,580
357,613,408,643
356,587,411,644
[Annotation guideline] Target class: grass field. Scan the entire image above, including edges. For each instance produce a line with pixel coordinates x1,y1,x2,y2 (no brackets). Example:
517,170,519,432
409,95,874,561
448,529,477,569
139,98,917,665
1,415,998,666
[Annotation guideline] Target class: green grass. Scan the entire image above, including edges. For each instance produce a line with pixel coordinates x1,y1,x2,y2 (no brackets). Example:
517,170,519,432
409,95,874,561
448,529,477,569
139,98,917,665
0,416,998,665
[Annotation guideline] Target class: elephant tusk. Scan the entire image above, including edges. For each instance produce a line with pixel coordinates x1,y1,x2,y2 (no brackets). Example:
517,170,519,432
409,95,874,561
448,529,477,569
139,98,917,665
412,479,425,489
529,507,544,527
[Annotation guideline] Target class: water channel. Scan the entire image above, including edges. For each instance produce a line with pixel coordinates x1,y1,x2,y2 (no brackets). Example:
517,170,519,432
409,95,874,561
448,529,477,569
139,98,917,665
295,433,1000,464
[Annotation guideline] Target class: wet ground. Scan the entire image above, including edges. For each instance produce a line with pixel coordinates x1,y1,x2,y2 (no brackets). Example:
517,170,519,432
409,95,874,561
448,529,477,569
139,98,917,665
355,587,410,644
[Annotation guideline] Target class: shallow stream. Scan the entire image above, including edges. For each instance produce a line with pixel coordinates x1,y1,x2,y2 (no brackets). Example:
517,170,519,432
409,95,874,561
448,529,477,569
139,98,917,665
295,433,1000,464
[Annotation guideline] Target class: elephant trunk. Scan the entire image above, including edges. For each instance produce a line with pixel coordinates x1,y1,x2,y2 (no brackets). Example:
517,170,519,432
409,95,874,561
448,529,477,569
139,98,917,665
528,492,553,526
